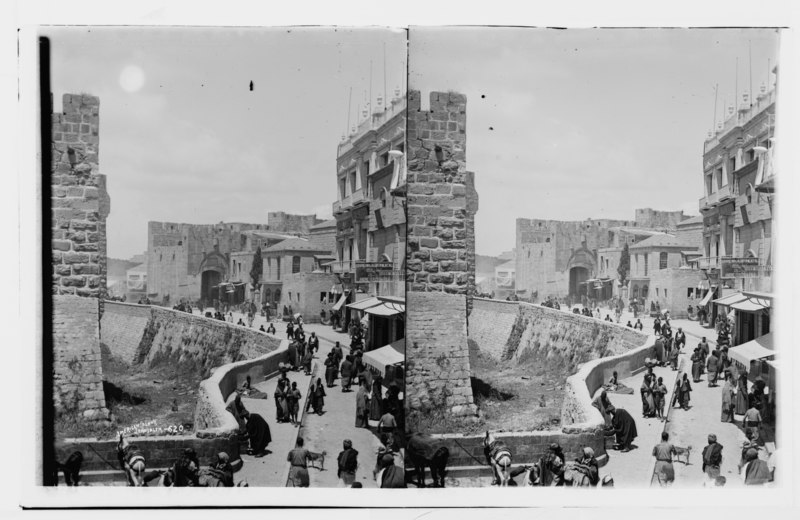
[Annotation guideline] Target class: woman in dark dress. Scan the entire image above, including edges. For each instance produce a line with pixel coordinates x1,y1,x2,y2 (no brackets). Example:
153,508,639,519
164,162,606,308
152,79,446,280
324,352,336,388
369,374,384,422
245,413,272,456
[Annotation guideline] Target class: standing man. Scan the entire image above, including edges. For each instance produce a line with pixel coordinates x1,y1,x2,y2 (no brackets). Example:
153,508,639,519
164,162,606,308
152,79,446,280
337,439,359,487
652,432,677,486
286,437,324,487
674,328,686,351
308,332,320,356
701,434,724,484
698,337,710,374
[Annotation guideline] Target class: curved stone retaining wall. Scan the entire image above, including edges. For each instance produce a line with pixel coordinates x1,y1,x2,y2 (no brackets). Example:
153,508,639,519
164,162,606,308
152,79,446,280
468,298,520,360
194,340,291,434
99,301,150,363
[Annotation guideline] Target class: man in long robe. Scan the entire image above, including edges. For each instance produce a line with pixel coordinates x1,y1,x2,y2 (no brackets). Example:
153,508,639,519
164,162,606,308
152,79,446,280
377,453,407,488
355,381,370,428
720,373,736,422
608,407,637,452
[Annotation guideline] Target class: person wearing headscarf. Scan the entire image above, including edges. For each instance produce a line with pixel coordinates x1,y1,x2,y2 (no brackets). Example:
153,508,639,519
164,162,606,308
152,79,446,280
172,447,200,487
324,352,337,388
286,321,294,340
274,379,289,423
573,446,599,486
668,340,680,370
701,434,724,482
720,372,736,423
591,390,613,426
652,431,677,486
226,392,249,434
355,380,370,428
245,411,272,456
608,406,637,452
653,336,665,365
205,452,235,487
308,332,319,355
674,328,686,351
734,370,750,415
377,452,407,488
538,443,565,486
698,337,710,373
337,439,359,487
302,347,313,376
741,448,770,485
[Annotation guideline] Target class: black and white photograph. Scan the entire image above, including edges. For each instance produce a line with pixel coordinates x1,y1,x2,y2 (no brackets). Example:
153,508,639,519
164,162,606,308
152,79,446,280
39,25,407,489
404,27,782,489
8,0,800,515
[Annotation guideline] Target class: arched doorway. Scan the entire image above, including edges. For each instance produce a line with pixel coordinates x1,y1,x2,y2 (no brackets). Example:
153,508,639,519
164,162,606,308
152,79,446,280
569,266,590,297
201,269,222,305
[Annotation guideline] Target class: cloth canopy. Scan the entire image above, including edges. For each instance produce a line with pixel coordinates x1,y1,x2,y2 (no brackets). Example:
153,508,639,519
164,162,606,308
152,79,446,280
731,298,771,312
698,287,717,307
729,333,775,366
346,297,382,311
713,293,746,306
363,339,405,374
331,294,348,311
364,302,405,317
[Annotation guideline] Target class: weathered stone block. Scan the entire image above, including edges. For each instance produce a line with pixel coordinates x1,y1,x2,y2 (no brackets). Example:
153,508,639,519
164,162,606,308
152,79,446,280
61,275,86,287
53,239,72,251
430,250,456,261
63,251,91,264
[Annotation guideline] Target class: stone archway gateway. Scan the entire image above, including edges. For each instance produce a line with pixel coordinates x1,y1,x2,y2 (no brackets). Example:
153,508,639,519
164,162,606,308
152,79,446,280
201,269,222,303
569,266,590,297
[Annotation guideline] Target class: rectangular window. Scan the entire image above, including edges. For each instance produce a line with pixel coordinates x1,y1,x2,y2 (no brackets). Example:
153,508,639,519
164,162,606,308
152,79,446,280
644,255,648,276
664,289,667,299
659,252,668,270
656,288,659,297
687,288,694,298
292,256,301,274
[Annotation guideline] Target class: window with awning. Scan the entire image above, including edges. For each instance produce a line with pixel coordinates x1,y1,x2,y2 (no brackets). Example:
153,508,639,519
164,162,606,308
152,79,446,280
728,332,775,366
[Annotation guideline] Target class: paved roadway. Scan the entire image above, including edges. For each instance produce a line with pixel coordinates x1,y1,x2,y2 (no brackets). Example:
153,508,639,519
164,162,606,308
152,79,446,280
210,309,382,487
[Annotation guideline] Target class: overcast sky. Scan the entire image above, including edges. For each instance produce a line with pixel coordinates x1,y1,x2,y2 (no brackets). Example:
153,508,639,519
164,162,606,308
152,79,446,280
409,28,780,256
46,27,407,259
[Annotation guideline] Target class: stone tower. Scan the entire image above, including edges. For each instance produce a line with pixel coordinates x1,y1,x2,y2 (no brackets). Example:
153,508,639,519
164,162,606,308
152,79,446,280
405,91,478,418
51,93,111,421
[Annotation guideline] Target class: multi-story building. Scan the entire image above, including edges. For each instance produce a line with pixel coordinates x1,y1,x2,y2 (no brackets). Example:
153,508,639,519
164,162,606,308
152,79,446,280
698,71,776,345
331,90,406,331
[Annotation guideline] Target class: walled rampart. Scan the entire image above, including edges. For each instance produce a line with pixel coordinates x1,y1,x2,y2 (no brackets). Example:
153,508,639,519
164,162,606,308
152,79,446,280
100,301,282,374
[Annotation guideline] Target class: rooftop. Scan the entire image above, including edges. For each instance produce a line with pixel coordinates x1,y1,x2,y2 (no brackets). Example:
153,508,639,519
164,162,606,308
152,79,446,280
309,219,337,231
263,237,331,254
245,230,298,241
675,215,703,227
629,234,698,250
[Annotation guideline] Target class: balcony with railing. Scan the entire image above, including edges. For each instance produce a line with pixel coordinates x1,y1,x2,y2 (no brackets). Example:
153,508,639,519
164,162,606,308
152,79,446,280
332,188,367,215
704,89,776,153
698,184,732,211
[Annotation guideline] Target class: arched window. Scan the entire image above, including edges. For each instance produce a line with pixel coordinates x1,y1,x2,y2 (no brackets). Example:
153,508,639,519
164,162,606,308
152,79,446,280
292,256,301,274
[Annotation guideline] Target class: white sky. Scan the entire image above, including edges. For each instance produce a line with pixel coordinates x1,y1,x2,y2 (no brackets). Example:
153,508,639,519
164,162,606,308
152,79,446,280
409,28,780,256
45,26,407,259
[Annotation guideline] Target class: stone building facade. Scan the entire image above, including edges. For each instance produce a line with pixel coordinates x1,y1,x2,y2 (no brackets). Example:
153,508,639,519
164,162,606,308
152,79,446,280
146,214,315,306
406,90,478,418
331,90,406,321
516,209,691,302
51,93,111,421
698,73,776,344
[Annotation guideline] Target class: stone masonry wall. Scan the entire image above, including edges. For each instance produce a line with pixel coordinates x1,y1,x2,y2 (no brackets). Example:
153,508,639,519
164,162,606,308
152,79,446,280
134,306,283,379
99,301,152,364
52,295,109,420
468,298,519,360
51,93,110,421
52,94,109,301
406,90,477,417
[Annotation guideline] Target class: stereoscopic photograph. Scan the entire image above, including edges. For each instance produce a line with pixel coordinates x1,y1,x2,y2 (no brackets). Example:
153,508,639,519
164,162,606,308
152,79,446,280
41,26,407,489
404,27,780,489
30,20,787,505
